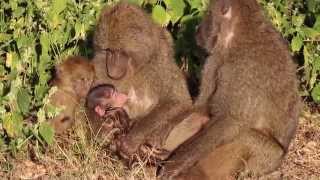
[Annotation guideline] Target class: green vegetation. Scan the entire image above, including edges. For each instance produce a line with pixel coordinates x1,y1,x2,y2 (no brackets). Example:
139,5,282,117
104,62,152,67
0,0,319,155
260,0,320,102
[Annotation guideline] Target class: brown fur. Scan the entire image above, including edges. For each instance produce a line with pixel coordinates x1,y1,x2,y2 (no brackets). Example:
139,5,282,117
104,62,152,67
86,84,208,162
85,84,131,140
49,56,95,134
92,2,194,160
160,0,301,179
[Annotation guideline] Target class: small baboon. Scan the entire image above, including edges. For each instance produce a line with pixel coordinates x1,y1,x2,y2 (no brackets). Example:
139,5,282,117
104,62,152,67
86,84,131,139
49,56,95,134
160,0,300,179
91,2,205,161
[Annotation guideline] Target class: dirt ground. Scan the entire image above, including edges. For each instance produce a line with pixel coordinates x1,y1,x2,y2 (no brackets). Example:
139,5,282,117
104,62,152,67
279,111,320,180
1,110,319,179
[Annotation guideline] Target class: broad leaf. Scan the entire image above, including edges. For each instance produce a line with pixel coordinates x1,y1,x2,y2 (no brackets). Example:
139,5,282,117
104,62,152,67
291,35,303,52
17,88,31,115
164,0,186,23
152,5,170,26
39,122,54,145
312,83,320,103
3,112,23,138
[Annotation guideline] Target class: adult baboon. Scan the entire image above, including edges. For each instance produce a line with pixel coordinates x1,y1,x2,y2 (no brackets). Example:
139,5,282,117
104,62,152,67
160,0,300,179
92,2,206,160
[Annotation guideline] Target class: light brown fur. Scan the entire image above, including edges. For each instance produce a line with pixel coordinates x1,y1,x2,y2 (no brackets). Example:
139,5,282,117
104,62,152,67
49,56,95,134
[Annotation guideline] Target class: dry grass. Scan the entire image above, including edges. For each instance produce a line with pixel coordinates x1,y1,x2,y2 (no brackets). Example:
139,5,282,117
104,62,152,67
0,108,319,179
0,106,156,180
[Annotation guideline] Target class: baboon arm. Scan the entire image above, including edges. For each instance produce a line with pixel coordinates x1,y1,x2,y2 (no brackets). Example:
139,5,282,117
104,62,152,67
163,113,208,151
159,118,236,179
195,55,221,106
118,102,190,158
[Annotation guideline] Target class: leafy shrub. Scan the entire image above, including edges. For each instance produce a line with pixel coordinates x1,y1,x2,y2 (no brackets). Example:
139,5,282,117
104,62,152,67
0,0,319,152
0,0,115,152
260,0,320,102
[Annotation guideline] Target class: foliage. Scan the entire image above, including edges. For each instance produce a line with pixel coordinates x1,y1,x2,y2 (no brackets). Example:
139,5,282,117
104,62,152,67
0,0,115,152
259,0,320,102
0,0,319,152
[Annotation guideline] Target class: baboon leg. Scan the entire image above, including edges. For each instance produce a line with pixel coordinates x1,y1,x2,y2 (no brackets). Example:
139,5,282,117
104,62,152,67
195,130,284,180
241,131,284,176
164,128,284,180
195,141,247,180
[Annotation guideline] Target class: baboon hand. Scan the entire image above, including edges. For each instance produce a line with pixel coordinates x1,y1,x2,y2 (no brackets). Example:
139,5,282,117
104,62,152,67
116,134,143,161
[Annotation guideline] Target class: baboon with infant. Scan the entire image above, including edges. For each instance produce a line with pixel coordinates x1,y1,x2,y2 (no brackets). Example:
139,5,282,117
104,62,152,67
48,56,95,134
159,0,300,179
91,2,209,161
47,2,203,160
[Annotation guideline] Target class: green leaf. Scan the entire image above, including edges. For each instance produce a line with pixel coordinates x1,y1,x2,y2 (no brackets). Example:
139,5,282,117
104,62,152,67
312,83,320,103
50,0,67,15
127,0,144,6
39,122,54,145
17,88,31,115
291,35,303,52
188,0,203,10
312,56,320,71
313,15,320,31
0,64,5,76
307,0,317,13
164,0,186,23
0,82,3,96
0,33,12,42
152,5,170,26
40,33,50,53
3,112,23,138
292,14,305,27
301,27,320,39
35,84,49,103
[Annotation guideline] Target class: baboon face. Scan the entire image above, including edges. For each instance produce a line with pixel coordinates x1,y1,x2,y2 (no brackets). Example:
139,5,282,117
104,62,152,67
49,56,95,134
104,49,135,80
86,84,128,117
56,57,95,97
93,49,138,81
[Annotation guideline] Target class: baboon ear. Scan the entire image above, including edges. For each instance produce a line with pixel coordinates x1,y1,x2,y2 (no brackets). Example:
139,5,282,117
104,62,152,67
221,0,231,15
105,50,129,80
95,106,105,117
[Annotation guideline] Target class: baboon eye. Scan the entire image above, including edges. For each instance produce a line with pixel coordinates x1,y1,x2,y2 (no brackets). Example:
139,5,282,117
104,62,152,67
61,116,70,123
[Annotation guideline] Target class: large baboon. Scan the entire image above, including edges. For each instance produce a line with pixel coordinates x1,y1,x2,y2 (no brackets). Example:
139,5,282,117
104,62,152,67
91,2,203,160
160,0,300,179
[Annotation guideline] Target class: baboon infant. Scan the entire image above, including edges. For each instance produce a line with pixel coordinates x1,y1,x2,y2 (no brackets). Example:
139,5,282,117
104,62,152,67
86,84,209,162
160,0,301,179
86,84,131,139
48,56,95,134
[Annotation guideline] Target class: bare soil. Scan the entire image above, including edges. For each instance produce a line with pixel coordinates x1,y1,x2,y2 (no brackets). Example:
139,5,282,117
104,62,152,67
280,111,320,180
